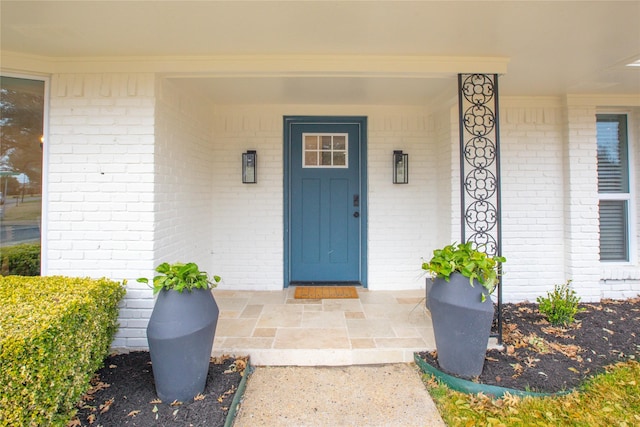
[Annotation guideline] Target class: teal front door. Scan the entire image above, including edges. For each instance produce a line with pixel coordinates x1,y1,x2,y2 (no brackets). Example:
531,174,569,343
284,117,367,286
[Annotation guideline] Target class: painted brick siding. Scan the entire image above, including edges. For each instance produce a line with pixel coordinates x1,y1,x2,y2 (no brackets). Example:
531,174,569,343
47,73,156,279
154,79,215,268
208,105,437,291
47,73,157,349
498,99,570,302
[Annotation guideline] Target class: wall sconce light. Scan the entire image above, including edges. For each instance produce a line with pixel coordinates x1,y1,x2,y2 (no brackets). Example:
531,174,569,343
242,150,257,184
393,150,408,184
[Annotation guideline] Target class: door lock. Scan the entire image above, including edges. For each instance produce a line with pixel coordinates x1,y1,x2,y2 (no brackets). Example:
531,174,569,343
353,212,360,218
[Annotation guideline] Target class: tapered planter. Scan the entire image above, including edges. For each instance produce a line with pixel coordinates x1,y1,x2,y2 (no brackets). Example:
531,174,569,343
428,273,494,378
146,288,219,402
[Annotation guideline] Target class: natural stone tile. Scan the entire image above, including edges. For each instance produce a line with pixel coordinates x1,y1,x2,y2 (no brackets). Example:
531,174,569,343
240,304,264,318
374,337,427,348
322,299,363,312
273,328,350,349
220,337,274,350
357,292,397,304
215,318,257,337
286,298,322,304
396,297,425,305
256,311,303,328
392,326,422,338
247,291,288,305
253,328,277,337
214,297,249,312
346,319,395,338
344,311,365,319
302,311,346,328
350,338,376,349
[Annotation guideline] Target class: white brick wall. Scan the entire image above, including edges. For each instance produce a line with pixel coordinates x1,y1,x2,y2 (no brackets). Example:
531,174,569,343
208,105,438,291
47,73,156,279
48,73,157,349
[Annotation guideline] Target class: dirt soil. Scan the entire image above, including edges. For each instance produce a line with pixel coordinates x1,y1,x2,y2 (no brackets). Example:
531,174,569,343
69,353,247,427
419,298,640,393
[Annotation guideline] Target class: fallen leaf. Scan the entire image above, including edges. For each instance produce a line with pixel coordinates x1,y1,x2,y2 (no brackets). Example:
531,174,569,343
66,418,81,427
109,364,117,369
170,400,183,406
152,405,158,413
99,398,114,414
568,367,580,374
194,393,205,401
150,398,162,404
87,414,96,424
127,410,140,417
602,327,614,335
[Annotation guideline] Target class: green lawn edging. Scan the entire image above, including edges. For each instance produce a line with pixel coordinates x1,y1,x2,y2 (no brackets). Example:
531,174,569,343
224,360,254,427
414,352,571,398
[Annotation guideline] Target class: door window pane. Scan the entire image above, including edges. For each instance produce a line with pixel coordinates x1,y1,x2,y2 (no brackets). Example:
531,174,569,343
302,133,348,168
0,76,45,250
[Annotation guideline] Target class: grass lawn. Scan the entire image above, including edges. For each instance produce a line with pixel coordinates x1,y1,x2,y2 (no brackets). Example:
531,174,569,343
2,197,42,221
424,360,640,426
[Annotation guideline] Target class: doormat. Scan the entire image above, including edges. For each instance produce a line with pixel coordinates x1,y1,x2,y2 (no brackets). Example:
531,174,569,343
294,286,359,299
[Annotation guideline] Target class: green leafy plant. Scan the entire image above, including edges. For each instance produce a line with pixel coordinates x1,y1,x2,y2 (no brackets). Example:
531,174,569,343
422,242,506,301
537,280,585,326
0,276,125,426
0,243,41,276
137,262,221,295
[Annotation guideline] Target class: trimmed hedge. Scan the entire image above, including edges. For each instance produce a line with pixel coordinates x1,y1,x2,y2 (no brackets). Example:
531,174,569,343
0,243,41,276
0,276,126,426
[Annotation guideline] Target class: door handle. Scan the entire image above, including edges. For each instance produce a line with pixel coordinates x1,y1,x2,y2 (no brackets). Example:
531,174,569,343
353,212,360,218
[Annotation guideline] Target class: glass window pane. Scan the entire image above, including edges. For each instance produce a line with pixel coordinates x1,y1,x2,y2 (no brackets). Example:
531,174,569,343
305,152,318,166
321,152,332,166
0,76,45,251
321,136,331,150
333,152,346,166
333,135,346,150
597,115,629,193
304,135,318,150
598,200,628,261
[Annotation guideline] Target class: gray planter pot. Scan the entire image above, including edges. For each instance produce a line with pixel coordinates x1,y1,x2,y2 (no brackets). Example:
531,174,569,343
146,288,219,402
427,273,494,378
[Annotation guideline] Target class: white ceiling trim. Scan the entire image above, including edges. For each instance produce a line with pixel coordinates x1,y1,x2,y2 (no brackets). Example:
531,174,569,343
1,51,509,77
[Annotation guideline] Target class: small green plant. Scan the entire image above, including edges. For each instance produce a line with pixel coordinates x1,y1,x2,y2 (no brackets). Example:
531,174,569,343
422,242,506,301
0,243,41,276
537,280,585,326
137,262,221,295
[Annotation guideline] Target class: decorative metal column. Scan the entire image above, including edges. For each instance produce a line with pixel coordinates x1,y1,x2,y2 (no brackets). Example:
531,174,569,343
458,74,503,342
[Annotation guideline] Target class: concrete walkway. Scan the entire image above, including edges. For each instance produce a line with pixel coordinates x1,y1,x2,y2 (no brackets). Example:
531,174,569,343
233,364,446,426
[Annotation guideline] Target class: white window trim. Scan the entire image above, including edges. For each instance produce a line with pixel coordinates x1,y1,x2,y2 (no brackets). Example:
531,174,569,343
1,72,50,274
597,110,637,267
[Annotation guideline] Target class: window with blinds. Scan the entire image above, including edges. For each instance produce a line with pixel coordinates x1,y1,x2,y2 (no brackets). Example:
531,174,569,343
596,114,629,261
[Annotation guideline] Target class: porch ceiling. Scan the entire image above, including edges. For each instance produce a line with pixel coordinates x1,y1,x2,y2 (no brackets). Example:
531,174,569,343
1,1,639,104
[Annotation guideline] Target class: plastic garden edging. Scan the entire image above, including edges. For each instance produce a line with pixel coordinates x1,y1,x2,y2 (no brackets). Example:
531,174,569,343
224,358,254,427
414,353,572,398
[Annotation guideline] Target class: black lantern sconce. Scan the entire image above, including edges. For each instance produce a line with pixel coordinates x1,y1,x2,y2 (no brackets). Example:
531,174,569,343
242,150,257,184
393,150,408,184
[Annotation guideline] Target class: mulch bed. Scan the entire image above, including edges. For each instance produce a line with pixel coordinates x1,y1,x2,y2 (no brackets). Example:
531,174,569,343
418,297,640,393
69,353,247,427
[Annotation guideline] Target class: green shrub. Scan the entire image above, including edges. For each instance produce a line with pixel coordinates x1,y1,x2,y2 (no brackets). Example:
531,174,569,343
0,243,41,276
0,276,126,426
537,280,585,326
